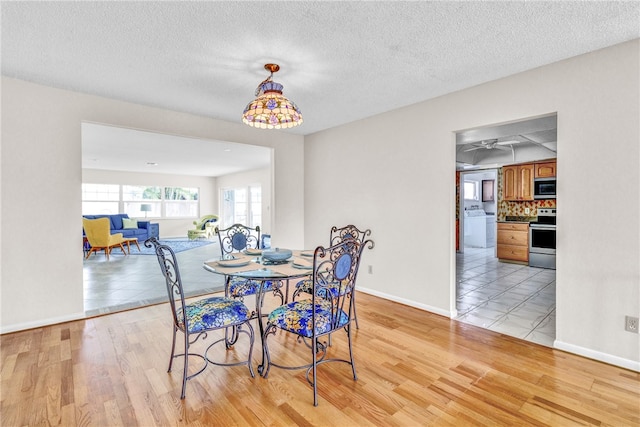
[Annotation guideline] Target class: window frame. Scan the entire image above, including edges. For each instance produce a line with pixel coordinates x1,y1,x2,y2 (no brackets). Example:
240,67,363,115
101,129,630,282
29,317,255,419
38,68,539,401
220,185,261,228
81,183,200,219
463,181,479,201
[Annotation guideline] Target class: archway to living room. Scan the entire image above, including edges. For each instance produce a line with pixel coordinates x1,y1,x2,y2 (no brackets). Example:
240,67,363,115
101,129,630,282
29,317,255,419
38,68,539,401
454,114,558,348
81,122,274,315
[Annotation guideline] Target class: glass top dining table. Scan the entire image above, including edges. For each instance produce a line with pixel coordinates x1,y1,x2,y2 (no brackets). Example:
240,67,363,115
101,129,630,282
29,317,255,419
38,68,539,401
203,249,313,283
203,249,314,373
203,250,314,318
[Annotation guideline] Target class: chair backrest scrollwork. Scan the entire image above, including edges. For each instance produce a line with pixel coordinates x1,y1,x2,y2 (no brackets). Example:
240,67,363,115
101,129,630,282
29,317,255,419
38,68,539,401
312,237,374,334
145,237,187,332
215,224,261,255
329,224,372,247
329,224,372,285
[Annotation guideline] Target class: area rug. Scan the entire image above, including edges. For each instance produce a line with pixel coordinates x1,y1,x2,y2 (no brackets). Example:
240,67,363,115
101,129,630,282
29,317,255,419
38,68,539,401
111,239,214,255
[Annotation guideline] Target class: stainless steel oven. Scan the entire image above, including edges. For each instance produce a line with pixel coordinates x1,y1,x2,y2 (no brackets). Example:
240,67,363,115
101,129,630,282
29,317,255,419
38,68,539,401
529,208,556,269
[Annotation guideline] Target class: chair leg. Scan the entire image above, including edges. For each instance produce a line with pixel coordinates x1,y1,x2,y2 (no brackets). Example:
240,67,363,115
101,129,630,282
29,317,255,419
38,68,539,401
352,293,359,329
347,323,357,381
244,323,256,378
181,330,189,399
260,323,276,378
225,325,239,347
168,327,177,372
312,336,318,407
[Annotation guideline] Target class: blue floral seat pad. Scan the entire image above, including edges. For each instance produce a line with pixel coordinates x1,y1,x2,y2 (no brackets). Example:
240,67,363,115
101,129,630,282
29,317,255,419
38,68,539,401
267,299,349,337
229,278,279,297
177,296,251,333
295,279,345,299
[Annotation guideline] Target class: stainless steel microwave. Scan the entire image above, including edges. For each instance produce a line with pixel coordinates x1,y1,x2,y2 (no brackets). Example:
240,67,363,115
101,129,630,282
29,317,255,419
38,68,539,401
533,178,556,199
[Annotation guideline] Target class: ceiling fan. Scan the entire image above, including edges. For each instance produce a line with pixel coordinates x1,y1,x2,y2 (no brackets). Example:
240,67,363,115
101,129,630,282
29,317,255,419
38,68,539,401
463,138,521,152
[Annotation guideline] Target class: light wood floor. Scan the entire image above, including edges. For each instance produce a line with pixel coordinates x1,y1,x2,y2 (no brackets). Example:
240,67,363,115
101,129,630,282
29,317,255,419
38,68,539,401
2,292,639,426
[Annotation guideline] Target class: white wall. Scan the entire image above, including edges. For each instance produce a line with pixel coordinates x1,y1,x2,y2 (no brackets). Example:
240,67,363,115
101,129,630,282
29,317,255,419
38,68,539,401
1,78,304,332
305,40,640,370
2,40,638,370
82,168,218,238
216,167,272,234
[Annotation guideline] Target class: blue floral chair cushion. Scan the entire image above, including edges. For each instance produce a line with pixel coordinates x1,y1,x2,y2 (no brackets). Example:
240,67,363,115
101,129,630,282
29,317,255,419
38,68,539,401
267,299,349,338
176,296,251,333
294,279,345,299
228,278,280,298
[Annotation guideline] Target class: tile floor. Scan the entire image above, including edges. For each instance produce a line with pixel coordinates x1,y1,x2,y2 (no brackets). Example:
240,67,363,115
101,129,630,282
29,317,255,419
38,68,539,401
83,239,226,316
456,247,556,347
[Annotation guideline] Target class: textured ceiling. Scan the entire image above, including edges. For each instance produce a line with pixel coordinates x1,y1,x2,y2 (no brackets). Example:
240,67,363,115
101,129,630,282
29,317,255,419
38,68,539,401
2,1,639,175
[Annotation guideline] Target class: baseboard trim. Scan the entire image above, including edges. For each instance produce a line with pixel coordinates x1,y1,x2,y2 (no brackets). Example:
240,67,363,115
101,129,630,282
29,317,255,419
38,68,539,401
554,340,640,372
1,312,86,335
358,286,452,318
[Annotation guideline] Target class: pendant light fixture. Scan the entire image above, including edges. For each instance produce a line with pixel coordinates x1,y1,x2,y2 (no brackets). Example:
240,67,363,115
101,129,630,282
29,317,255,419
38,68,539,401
242,63,303,129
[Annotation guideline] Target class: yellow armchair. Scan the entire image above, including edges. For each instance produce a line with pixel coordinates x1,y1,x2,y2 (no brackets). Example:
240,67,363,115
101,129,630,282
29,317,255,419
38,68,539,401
187,215,219,240
83,217,127,260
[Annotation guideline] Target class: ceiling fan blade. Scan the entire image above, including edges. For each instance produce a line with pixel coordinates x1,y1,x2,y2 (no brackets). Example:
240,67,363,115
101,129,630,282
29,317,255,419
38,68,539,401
464,146,483,152
496,140,521,145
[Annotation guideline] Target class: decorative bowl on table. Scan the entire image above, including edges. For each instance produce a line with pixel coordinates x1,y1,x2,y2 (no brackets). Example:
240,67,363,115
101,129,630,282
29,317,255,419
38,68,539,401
262,248,292,262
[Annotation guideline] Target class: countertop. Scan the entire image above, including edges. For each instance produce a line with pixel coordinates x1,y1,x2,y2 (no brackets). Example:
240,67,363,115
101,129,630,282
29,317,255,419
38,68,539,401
501,216,536,223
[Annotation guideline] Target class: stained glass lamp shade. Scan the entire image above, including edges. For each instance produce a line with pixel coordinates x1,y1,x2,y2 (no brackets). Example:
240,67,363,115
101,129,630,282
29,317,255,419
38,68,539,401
242,64,303,130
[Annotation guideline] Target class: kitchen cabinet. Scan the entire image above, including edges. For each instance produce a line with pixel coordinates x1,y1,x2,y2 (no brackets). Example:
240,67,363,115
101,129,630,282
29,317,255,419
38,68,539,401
535,161,557,178
497,222,529,263
502,163,534,201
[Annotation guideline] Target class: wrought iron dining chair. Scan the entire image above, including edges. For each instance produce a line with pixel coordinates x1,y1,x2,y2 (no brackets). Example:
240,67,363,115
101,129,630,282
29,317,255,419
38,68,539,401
215,224,284,305
146,237,255,399
261,237,374,406
292,225,372,328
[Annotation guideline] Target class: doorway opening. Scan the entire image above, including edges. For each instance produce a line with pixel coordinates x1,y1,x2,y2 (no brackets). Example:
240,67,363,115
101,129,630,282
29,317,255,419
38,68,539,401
81,122,273,315
454,114,557,347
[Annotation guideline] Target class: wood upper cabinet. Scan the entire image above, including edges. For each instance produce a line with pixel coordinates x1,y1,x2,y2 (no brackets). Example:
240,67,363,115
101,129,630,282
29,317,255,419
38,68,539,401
519,165,534,200
535,161,557,178
502,163,534,201
502,166,518,200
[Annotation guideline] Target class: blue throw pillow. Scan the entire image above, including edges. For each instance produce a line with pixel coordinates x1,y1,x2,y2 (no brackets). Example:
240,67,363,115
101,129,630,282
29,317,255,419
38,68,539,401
113,214,129,230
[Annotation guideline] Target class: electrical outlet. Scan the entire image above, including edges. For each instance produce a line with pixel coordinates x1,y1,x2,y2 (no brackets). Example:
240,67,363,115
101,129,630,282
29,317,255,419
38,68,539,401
625,316,639,333
525,207,530,214
368,265,373,274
